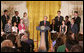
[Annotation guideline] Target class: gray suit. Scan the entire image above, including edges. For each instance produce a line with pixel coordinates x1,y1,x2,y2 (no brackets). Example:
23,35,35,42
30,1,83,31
69,23,78,34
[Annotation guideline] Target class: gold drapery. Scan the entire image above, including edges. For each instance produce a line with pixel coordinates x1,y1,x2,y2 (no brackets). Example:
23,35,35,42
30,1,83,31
26,1,61,49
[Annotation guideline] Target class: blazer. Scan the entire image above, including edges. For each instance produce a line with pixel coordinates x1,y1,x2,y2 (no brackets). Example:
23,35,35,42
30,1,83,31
50,24,57,31
12,16,20,26
55,16,64,25
40,20,50,26
1,15,10,31
69,23,78,34
18,23,25,31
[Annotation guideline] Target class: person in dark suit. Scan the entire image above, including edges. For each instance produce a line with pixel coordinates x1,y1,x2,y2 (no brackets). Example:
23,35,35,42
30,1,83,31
12,11,20,27
65,16,71,34
73,11,81,33
40,16,50,51
1,10,10,32
54,11,64,32
69,18,78,34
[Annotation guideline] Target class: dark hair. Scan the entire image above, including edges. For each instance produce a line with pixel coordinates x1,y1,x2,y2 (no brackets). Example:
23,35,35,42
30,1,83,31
57,11,61,13
70,44,83,52
7,34,16,44
21,41,30,52
65,16,69,19
13,22,16,26
74,11,78,14
71,18,75,22
1,47,17,52
4,10,8,12
15,11,18,14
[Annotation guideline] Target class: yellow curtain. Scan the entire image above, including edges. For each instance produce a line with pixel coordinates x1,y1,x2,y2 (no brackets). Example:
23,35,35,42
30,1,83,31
26,1,61,49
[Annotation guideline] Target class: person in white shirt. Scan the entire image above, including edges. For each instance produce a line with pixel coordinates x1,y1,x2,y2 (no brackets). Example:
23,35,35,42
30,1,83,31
12,22,18,33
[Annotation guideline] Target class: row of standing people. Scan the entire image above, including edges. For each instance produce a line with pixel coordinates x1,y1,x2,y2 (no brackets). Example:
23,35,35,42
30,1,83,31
50,11,81,35
1,10,29,34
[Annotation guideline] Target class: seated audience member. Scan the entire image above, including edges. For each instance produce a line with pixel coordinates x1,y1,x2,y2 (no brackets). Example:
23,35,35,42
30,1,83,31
4,19,12,34
12,11,20,27
66,32,79,52
54,11,64,32
1,40,14,48
59,20,67,35
1,32,6,42
70,44,83,52
7,34,16,46
69,18,78,34
20,31,34,52
1,47,17,52
65,16,71,33
73,11,81,33
12,22,18,33
18,19,25,34
1,10,10,32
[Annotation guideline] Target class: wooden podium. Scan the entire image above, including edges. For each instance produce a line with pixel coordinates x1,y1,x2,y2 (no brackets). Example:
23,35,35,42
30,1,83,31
36,26,50,52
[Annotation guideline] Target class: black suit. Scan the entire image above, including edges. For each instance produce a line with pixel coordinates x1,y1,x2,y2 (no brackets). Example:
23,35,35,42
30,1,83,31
73,16,81,32
40,20,50,51
54,16,64,32
50,24,57,31
1,15,10,32
69,23,78,34
12,16,20,27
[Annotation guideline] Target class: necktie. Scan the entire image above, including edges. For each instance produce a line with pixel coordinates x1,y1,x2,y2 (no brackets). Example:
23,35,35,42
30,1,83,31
71,24,73,28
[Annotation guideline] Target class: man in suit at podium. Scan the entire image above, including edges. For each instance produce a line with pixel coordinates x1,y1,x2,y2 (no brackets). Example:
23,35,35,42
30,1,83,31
40,16,50,51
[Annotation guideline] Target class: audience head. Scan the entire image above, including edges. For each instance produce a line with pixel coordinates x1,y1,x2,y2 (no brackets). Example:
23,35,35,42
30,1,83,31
65,16,69,20
70,44,83,52
15,11,19,16
57,11,61,16
74,11,78,16
7,33,16,44
4,10,8,15
1,40,13,48
44,16,48,21
23,12,27,17
21,35,28,42
71,18,75,24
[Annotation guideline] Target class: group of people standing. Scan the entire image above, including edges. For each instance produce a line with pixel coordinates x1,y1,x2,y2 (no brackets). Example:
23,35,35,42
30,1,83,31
39,10,81,51
1,10,29,34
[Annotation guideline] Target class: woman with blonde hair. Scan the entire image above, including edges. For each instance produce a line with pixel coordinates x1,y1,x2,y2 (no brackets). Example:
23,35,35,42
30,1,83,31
23,12,29,31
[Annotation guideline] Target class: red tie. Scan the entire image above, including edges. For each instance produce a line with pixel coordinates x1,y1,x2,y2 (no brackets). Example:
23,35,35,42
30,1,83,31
44,21,46,26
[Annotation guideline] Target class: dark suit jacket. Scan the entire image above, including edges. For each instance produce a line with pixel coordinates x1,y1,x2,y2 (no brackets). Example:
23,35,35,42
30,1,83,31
50,24,57,31
1,15,10,32
69,23,78,34
55,16,64,25
73,16,81,32
54,16,64,32
12,16,20,27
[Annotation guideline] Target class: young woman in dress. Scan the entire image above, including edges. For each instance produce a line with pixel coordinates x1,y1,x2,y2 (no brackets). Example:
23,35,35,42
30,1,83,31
23,12,29,31
18,19,25,34
59,20,67,35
